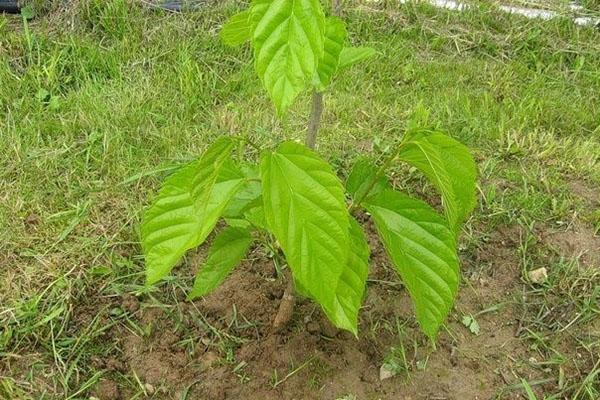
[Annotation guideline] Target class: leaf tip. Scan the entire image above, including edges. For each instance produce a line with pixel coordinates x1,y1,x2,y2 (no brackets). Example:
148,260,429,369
422,323,441,344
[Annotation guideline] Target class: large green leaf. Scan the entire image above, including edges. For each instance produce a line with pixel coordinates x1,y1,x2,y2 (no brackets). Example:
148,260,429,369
398,130,477,232
141,138,244,285
188,226,254,299
251,0,326,114
338,46,377,70
220,10,252,47
314,16,347,90
260,141,351,323
331,218,370,335
365,189,459,340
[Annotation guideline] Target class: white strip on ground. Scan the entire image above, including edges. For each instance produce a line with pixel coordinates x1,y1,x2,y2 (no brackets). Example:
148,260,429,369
396,0,600,27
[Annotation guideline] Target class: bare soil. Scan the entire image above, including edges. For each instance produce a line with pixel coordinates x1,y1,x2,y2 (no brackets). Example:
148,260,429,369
81,220,581,400
541,224,600,269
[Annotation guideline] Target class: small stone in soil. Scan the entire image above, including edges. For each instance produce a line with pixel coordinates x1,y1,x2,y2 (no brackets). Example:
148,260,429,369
379,364,397,381
144,383,155,395
528,267,548,284
319,319,339,338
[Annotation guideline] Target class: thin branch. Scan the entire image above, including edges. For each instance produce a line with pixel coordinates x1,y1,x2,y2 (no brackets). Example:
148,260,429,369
305,0,341,150
332,0,342,16
305,91,324,149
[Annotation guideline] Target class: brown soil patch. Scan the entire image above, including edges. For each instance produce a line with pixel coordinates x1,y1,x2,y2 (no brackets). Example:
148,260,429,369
568,179,599,208
6,219,596,399
83,222,548,400
539,224,600,268
91,379,121,400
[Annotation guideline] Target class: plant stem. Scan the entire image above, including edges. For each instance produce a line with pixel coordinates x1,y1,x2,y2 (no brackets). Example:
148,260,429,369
272,269,296,332
305,0,341,150
332,0,342,16
305,90,324,149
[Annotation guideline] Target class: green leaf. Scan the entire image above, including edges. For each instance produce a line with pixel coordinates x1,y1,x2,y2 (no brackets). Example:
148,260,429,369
260,141,351,324
521,379,539,400
21,6,35,20
398,130,477,232
365,189,459,340
188,226,254,299
220,10,252,47
346,157,389,204
251,0,326,115
330,218,370,335
141,138,244,285
244,202,268,230
224,218,252,229
338,46,377,70
461,315,480,335
223,164,262,218
314,16,347,90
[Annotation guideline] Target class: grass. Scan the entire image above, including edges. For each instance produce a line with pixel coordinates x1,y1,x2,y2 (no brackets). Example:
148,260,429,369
1,0,599,399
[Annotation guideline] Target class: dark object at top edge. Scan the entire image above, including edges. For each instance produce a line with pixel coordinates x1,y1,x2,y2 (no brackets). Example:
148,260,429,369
150,1,205,12
0,0,20,14
0,1,206,15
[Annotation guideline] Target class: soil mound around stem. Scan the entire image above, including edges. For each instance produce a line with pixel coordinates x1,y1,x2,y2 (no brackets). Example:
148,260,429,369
83,222,549,400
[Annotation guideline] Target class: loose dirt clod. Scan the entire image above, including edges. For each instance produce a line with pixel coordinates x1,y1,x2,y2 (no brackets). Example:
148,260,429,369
320,317,340,338
92,379,121,400
121,294,140,314
528,267,548,284
200,351,221,371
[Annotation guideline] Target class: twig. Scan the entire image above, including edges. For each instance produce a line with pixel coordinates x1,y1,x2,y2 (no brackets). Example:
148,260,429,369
332,0,342,16
272,356,315,388
305,90,324,149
